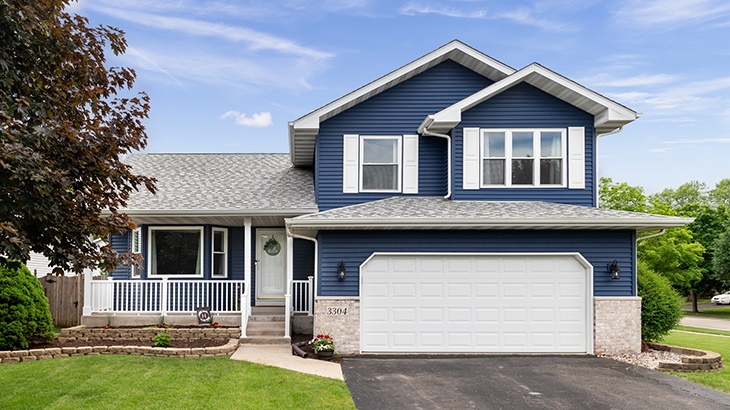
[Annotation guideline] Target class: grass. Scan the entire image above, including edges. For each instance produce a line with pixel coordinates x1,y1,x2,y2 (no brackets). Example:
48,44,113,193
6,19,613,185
682,307,730,319
681,298,712,307
0,355,355,410
674,325,730,337
663,330,730,394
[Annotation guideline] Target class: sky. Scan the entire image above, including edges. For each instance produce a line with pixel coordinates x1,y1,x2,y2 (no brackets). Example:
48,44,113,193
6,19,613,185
67,0,730,194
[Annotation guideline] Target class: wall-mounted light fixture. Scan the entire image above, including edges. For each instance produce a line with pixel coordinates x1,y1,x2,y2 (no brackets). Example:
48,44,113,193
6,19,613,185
338,261,346,280
608,260,620,280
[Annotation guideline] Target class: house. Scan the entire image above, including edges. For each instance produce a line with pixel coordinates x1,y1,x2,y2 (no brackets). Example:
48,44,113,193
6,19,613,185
82,40,691,355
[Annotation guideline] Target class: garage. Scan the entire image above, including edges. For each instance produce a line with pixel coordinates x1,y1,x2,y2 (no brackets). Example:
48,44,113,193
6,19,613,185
360,253,593,353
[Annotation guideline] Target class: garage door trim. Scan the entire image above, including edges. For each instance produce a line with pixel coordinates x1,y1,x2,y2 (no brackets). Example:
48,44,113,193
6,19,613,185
359,252,594,354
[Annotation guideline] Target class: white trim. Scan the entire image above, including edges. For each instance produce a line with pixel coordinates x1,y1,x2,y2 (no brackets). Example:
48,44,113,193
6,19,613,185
594,296,642,301
462,127,480,190
568,127,586,190
402,134,419,194
358,252,594,354
343,134,359,194
118,209,320,216
146,226,204,278
211,227,228,278
359,135,402,193
244,219,252,315
315,296,361,301
479,129,567,188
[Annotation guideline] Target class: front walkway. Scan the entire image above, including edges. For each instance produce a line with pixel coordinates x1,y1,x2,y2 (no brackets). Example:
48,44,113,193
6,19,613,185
681,316,730,331
230,344,343,380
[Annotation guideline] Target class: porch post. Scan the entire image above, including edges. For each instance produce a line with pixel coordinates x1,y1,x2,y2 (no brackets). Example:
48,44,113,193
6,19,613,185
243,218,252,337
307,276,314,316
82,272,92,315
285,234,293,338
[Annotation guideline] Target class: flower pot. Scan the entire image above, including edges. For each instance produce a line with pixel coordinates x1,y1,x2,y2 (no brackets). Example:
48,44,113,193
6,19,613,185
316,350,334,360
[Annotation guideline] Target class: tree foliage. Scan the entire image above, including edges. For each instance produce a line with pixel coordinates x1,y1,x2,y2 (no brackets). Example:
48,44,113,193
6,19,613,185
637,261,683,342
0,261,54,350
639,228,705,289
598,177,647,212
0,0,155,272
710,178,730,208
649,180,709,209
714,227,730,283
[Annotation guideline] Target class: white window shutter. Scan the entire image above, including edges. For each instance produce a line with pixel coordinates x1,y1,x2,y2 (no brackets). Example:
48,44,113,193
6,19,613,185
568,127,585,189
462,128,480,190
343,134,359,193
402,135,419,194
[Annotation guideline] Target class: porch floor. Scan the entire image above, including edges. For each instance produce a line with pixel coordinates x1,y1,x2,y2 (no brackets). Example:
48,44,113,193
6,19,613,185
230,344,343,380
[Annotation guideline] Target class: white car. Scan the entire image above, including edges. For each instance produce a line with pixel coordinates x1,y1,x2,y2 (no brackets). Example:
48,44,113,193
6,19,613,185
711,292,730,305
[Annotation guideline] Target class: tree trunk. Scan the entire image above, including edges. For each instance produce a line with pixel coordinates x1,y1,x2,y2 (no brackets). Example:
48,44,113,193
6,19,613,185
691,291,699,313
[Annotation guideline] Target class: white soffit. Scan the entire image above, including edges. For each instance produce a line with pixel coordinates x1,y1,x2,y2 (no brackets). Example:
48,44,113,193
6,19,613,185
289,40,516,167
422,63,640,135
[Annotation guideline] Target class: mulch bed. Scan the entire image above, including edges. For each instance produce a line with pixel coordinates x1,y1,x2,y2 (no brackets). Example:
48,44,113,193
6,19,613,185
27,338,229,349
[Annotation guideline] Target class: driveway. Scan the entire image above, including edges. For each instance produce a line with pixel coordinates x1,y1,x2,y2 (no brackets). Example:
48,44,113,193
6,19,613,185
342,355,730,410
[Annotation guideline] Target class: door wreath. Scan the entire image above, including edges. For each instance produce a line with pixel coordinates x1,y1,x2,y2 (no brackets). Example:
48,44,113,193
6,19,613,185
263,237,281,256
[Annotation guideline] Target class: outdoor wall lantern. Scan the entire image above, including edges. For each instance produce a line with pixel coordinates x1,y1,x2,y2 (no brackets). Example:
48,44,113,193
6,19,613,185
338,261,346,281
609,260,621,280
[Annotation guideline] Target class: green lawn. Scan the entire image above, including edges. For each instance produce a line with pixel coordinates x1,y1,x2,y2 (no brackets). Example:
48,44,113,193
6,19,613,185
0,355,355,410
683,307,730,319
674,325,730,337
681,298,712,307
663,330,730,394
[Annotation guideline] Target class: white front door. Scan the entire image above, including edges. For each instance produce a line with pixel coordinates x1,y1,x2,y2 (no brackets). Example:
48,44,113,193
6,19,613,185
256,229,287,306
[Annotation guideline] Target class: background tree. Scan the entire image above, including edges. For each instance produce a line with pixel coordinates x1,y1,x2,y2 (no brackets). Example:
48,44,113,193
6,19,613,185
649,180,709,209
714,227,730,284
710,178,730,208
598,177,647,212
0,0,155,272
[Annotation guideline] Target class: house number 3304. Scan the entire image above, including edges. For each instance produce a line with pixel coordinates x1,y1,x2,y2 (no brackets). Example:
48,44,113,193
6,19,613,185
327,307,347,315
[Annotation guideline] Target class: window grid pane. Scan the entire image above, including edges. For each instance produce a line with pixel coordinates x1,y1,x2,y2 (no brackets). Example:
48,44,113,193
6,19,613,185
482,159,505,185
540,159,562,185
512,132,534,157
483,132,505,157
363,139,397,164
540,131,562,158
511,159,534,185
151,230,201,275
362,165,398,190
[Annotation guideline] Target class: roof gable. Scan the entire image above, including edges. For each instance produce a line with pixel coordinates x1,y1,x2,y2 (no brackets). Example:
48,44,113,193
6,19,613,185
288,40,516,166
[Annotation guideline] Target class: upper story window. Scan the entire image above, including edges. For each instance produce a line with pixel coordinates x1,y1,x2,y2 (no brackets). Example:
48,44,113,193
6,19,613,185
360,136,402,192
480,129,566,187
148,226,204,277
343,134,418,194
212,227,228,278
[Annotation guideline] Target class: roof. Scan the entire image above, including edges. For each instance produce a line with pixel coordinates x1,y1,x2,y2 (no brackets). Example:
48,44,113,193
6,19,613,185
288,40,516,167
420,63,639,136
286,197,692,232
121,154,317,224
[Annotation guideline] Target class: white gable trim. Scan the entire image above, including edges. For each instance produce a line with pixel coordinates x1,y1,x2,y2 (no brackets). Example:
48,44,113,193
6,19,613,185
289,40,516,166
420,63,640,135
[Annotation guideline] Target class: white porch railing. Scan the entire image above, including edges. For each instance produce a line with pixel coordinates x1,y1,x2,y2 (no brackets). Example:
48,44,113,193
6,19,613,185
89,278,245,315
291,276,314,315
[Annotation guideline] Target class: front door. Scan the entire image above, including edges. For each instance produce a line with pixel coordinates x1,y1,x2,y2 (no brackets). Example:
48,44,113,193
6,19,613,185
256,229,287,306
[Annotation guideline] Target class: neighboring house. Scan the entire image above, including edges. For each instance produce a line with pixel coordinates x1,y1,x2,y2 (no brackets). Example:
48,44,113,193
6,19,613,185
83,41,691,355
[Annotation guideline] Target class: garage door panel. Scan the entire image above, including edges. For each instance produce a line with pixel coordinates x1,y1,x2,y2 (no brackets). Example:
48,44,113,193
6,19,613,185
361,254,589,353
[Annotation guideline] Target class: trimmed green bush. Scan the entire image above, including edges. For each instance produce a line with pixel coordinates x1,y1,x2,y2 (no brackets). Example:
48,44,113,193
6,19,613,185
153,331,171,347
637,260,683,342
0,262,54,350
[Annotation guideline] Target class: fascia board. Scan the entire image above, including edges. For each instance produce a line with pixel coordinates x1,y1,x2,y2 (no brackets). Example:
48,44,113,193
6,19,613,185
119,209,320,217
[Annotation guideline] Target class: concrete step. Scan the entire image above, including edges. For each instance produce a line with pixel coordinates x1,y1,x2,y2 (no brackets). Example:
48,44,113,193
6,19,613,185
248,315,285,322
239,336,291,345
251,306,285,315
247,321,285,336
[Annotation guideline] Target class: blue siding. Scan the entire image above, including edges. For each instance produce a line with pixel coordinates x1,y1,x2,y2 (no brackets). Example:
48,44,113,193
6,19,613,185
229,227,244,280
316,60,493,210
293,238,315,281
109,231,131,279
318,230,635,297
452,82,596,206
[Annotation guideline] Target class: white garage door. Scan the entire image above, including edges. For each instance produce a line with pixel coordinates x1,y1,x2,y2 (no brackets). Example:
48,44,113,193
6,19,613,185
360,253,592,353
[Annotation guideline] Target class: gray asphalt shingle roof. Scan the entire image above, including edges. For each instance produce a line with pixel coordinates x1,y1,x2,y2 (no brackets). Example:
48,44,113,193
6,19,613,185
122,153,316,212
288,196,692,231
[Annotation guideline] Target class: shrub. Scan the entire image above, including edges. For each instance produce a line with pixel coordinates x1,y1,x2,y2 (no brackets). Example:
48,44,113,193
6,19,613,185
153,331,171,347
0,261,54,350
637,260,683,342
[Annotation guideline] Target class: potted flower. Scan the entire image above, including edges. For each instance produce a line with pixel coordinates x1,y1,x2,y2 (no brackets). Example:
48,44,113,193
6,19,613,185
311,333,336,360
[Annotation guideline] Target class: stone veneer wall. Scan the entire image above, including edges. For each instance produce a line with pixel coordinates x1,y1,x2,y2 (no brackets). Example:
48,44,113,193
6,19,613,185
314,298,360,354
57,326,241,343
594,297,642,355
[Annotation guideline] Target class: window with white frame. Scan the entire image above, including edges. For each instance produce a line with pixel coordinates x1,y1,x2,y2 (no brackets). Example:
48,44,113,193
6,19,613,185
147,227,204,276
211,228,228,278
360,136,402,192
131,227,141,277
480,129,565,187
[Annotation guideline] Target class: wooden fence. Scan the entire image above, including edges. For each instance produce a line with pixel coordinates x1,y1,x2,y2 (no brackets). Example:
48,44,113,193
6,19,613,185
39,274,84,328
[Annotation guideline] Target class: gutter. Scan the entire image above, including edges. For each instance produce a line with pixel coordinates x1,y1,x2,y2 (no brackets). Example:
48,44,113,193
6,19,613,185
285,224,319,311
109,208,321,217
594,126,624,208
418,115,452,200
636,229,666,243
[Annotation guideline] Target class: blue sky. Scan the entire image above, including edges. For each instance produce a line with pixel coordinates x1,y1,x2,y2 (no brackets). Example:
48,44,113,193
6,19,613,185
68,0,730,194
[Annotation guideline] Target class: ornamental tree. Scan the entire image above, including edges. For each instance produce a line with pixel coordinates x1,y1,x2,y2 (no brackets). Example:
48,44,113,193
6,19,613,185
0,0,155,272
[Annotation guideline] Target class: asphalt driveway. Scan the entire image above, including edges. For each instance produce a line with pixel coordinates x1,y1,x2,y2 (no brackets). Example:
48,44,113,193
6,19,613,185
342,355,730,410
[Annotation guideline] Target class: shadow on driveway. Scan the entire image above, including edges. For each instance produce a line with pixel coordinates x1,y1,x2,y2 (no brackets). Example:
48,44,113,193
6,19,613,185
342,355,730,410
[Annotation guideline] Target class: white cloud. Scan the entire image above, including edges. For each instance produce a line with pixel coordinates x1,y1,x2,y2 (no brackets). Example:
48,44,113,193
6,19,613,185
648,147,676,153
615,0,730,27
400,4,486,18
90,6,332,60
495,7,575,32
586,73,679,87
400,3,572,31
663,138,730,144
221,111,273,127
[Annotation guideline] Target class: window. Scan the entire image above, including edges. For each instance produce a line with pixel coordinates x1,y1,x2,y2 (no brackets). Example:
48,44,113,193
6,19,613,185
212,228,228,278
148,227,203,277
480,129,565,187
131,228,141,277
360,136,401,192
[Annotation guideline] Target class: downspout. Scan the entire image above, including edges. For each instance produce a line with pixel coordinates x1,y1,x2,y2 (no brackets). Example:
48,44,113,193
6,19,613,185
286,225,318,315
418,117,452,200
595,126,624,208
636,229,666,243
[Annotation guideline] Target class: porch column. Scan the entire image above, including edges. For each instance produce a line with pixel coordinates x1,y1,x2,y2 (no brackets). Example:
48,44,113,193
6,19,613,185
241,218,251,312
285,234,293,338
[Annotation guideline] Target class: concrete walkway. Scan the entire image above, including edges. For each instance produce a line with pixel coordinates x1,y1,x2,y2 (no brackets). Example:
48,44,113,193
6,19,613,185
681,316,730,331
230,344,344,380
